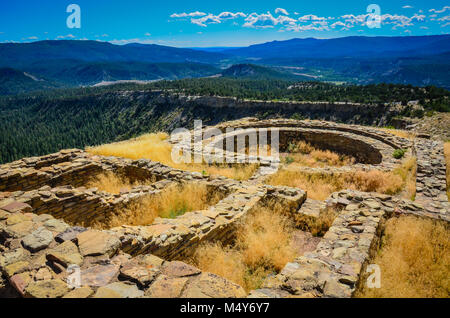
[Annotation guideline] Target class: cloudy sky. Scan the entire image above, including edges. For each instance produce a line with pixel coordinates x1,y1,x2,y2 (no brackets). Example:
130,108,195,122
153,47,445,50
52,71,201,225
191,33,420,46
0,0,449,47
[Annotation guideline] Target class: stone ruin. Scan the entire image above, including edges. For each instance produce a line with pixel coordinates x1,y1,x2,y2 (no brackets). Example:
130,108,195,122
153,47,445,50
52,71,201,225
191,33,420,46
0,118,448,298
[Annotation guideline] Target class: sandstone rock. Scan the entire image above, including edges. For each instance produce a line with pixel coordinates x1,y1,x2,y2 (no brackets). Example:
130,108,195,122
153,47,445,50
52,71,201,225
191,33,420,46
55,226,87,243
161,261,201,278
6,213,31,226
80,264,119,287
22,227,53,252
0,247,30,268
364,200,381,210
25,279,70,298
145,275,188,298
4,261,30,277
120,261,159,287
247,288,290,298
94,282,143,298
46,241,83,267
2,202,31,213
5,221,35,238
0,209,10,220
181,272,246,298
323,279,350,298
77,230,120,257
34,267,53,281
43,219,69,233
332,247,347,259
93,287,121,298
9,271,32,296
63,286,93,298
34,214,53,223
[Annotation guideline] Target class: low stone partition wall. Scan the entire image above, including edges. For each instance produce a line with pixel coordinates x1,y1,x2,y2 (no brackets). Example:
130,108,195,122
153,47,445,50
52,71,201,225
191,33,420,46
248,188,447,298
0,150,99,192
111,184,306,260
213,118,412,150
414,139,449,216
206,127,400,171
4,180,173,228
0,201,247,298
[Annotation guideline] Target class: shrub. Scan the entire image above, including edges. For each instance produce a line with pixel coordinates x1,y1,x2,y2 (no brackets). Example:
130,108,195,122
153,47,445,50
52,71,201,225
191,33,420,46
393,149,406,159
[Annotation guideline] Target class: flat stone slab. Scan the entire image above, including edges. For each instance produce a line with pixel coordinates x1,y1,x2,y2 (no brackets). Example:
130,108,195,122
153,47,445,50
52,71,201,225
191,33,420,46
22,227,54,252
94,282,144,298
80,264,119,287
161,261,201,278
46,240,83,267
77,230,120,257
1,202,32,213
24,279,70,298
55,226,87,243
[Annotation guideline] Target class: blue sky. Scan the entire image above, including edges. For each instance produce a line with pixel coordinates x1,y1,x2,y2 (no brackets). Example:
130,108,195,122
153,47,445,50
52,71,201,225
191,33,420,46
0,0,449,47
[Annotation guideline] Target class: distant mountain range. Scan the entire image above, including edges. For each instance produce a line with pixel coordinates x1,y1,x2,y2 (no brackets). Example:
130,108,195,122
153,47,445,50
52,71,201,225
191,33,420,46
0,35,449,94
218,35,450,59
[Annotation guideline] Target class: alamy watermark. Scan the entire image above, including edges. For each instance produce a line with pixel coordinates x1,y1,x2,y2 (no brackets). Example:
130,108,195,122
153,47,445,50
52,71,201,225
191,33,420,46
366,264,381,288
366,4,382,29
170,120,280,165
66,4,81,29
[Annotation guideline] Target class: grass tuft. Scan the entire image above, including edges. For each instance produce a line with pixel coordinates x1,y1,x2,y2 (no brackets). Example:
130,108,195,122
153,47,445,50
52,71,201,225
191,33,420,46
86,171,153,194
283,141,355,167
445,142,450,201
356,215,450,298
194,203,297,292
268,158,416,200
96,183,224,229
87,132,258,181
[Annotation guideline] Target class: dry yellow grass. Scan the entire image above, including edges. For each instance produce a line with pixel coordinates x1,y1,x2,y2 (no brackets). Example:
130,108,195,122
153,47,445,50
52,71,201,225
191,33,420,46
295,207,338,237
394,157,417,200
86,132,258,181
97,183,224,228
380,127,415,139
356,215,450,298
445,142,450,201
267,170,402,200
86,171,154,194
284,141,355,167
267,157,416,200
194,204,296,292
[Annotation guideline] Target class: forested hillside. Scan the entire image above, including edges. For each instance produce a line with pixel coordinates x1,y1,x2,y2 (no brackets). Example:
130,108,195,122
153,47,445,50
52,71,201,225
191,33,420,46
0,78,448,163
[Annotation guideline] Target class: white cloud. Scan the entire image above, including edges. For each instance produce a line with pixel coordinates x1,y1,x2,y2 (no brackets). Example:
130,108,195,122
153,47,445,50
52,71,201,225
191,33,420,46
173,11,246,27
330,21,347,29
275,8,289,15
298,14,327,22
244,12,278,28
191,14,222,27
218,12,246,19
56,34,75,39
429,6,450,14
144,32,151,36
170,11,206,18
168,7,444,33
